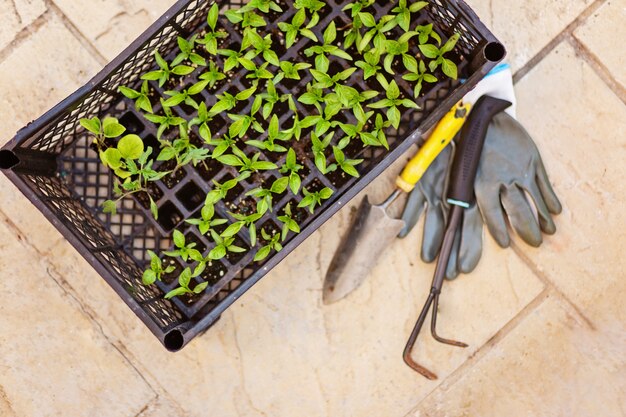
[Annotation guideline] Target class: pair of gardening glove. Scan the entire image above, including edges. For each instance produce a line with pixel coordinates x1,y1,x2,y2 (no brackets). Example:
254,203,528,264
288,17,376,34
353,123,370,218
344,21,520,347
399,63,562,279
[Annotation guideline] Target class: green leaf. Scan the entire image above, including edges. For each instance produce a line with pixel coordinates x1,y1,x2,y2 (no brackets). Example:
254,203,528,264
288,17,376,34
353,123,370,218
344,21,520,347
164,287,189,299
323,20,337,44
441,33,460,53
387,106,401,129
194,281,209,294
179,268,192,288
149,196,159,220
387,80,400,100
142,269,157,285
269,115,279,138
118,86,140,99
222,221,244,238
100,148,122,169
102,200,117,215
173,230,185,248
419,44,439,59
209,245,227,260
80,117,101,135
319,187,333,199
358,12,376,27
102,117,126,138
289,172,301,195
236,86,257,101
172,65,195,76
217,154,243,167
271,177,289,194
208,3,219,30
441,58,458,80
117,134,144,160
254,245,272,262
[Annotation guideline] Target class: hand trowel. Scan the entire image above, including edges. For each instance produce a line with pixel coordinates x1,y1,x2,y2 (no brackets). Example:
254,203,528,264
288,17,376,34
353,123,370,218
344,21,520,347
323,102,470,304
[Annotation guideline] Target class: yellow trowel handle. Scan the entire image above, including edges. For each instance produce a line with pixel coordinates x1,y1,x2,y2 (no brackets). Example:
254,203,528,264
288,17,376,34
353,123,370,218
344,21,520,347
396,102,471,193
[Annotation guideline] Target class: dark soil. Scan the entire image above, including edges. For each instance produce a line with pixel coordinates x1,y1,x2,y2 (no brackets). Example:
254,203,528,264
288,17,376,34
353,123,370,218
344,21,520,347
200,260,228,285
159,160,187,189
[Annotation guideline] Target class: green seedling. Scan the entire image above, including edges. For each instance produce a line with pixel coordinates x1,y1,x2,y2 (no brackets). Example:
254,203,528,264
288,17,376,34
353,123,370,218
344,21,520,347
368,80,419,129
415,23,442,45
403,59,438,97
162,88,199,109
209,86,257,115
228,110,264,139
357,12,398,52
355,49,389,87
238,58,274,86
392,0,428,32
332,146,363,178
142,50,195,87
298,83,326,114
310,66,357,90
225,8,267,28
238,0,283,14
164,230,202,262
254,227,283,262
326,84,378,115
311,131,336,174
246,176,289,213
204,133,237,158
164,267,208,299
208,229,246,260
419,33,460,79
157,127,210,170
274,61,311,84
197,4,229,55
279,148,303,194
304,22,352,73
382,31,419,74
205,172,251,205
241,29,280,66
80,116,126,149
277,203,301,241
342,0,374,17
118,81,154,114
225,210,264,246
281,113,317,141
142,250,176,285
246,115,289,152
191,61,227,93
189,102,213,141
144,100,186,139
186,203,228,235
260,80,296,119
293,0,326,28
217,147,278,173
172,35,207,67
298,186,334,214
277,9,318,49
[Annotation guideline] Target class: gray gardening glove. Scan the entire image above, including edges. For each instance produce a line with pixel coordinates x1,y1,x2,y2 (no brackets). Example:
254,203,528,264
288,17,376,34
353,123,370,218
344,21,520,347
475,111,562,248
398,142,483,279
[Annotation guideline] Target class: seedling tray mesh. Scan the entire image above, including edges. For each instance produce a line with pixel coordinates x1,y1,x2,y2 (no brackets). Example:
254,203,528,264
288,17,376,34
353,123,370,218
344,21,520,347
1,0,502,350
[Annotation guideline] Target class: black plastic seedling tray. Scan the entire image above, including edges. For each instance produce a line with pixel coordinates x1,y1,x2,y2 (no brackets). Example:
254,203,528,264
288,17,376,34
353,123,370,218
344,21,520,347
0,0,503,350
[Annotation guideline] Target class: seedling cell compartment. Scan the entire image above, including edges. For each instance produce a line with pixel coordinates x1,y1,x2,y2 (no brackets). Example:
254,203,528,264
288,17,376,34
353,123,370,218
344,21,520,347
0,0,504,350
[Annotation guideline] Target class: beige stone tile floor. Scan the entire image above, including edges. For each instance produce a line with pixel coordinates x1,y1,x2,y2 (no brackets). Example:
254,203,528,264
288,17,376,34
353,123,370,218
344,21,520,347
0,0,624,416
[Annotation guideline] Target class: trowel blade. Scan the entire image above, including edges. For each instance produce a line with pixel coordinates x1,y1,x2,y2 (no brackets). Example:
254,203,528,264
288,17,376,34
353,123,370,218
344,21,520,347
323,195,406,304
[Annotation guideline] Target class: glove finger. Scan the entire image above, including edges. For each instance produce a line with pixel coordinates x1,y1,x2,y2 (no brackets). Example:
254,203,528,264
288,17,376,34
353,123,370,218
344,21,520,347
535,158,563,215
421,203,446,263
458,203,483,274
476,187,510,248
445,225,461,280
398,184,427,238
525,180,557,235
501,185,543,247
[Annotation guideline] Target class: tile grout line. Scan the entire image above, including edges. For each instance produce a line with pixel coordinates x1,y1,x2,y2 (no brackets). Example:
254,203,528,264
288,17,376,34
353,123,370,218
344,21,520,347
0,209,188,417
567,35,626,105
0,10,52,64
509,241,596,330
45,0,109,67
512,0,608,84
404,287,553,417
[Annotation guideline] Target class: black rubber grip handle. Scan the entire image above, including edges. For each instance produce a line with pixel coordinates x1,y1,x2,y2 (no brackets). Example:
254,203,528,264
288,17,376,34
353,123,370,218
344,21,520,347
448,96,512,204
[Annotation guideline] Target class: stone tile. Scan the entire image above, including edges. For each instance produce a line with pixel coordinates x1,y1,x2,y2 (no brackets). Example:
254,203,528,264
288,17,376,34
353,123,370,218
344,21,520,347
52,0,175,61
0,385,16,417
0,0,46,51
0,175,64,254
49,155,543,417
465,0,594,71
0,17,100,252
0,17,100,142
514,41,626,312
411,296,626,417
0,221,155,417
574,0,626,89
